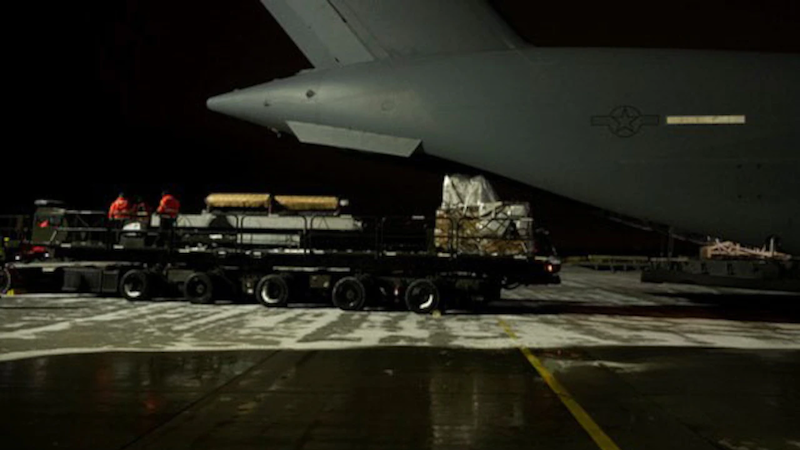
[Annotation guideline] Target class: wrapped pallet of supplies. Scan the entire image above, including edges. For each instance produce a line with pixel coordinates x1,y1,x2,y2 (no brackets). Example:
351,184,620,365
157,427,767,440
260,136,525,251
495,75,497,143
435,175,533,256
435,204,533,256
274,196,339,212
441,174,499,210
205,193,271,210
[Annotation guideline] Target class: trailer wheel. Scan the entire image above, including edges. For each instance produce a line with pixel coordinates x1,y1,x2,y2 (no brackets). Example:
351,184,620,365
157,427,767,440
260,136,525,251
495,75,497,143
405,279,440,314
482,279,502,304
255,274,290,307
332,276,367,311
120,270,152,301
185,272,214,304
0,267,11,294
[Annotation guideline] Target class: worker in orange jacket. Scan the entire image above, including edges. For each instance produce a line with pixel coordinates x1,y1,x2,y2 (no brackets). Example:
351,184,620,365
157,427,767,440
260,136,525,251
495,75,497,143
108,193,132,220
156,191,180,245
156,191,180,218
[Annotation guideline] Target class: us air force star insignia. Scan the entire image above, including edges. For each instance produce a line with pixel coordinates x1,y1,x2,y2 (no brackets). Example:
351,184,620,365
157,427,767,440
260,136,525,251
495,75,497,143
591,106,660,138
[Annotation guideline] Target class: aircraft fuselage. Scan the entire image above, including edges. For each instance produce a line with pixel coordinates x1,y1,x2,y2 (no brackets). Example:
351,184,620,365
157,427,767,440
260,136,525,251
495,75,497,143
208,48,800,252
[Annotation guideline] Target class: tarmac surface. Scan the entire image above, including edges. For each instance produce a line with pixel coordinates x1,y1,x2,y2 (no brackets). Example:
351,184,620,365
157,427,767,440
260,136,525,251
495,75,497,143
1,267,799,450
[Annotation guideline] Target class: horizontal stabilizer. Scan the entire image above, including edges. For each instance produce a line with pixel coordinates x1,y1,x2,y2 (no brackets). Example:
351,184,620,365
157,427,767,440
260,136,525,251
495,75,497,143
287,121,421,157
260,0,524,69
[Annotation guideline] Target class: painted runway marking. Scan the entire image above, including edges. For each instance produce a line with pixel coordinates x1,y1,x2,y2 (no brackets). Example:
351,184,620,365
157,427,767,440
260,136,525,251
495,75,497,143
499,318,622,450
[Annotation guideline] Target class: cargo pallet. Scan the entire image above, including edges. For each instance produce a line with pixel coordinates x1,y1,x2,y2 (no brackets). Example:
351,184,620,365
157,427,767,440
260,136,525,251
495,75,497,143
642,258,799,293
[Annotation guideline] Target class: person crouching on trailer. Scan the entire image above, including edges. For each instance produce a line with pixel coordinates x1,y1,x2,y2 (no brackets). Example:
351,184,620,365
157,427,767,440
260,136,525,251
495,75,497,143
108,193,132,221
157,190,180,224
156,191,180,248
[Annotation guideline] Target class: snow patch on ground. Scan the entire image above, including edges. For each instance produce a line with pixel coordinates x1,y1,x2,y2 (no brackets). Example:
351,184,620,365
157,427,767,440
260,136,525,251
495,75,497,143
3,268,799,362
0,321,73,340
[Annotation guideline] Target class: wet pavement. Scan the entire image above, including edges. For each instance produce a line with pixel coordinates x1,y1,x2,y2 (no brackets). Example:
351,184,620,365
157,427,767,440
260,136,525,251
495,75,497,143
1,267,799,449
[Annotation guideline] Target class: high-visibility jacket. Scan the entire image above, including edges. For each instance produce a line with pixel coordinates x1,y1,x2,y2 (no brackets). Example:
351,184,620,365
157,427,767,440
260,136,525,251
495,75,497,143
157,195,180,218
108,197,132,220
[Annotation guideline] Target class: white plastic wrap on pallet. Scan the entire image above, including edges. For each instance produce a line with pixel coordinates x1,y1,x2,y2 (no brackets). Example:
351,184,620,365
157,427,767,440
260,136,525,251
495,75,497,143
441,174,499,210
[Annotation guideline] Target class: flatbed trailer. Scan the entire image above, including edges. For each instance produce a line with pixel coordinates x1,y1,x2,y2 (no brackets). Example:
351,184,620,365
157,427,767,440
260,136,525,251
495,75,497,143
642,258,799,292
3,210,560,313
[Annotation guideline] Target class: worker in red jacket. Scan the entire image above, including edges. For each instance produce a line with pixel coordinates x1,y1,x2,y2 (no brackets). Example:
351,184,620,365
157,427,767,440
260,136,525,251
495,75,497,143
108,193,132,220
156,191,180,218
156,191,180,245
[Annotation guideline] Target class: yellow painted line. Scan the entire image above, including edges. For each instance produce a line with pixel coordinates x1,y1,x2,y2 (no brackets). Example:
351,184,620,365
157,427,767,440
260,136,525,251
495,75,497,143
666,115,746,125
498,319,622,450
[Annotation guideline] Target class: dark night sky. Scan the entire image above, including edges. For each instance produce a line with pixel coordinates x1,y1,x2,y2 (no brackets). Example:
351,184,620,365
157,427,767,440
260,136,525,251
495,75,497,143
3,0,798,254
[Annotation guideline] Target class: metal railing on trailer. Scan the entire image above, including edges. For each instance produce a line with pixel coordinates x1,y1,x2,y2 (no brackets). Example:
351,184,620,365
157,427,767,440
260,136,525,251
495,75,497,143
7,211,560,311
44,212,547,259
1,214,30,263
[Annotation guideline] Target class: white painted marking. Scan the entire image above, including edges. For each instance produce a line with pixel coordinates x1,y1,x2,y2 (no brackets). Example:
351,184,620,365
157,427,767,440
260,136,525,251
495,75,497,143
666,115,746,125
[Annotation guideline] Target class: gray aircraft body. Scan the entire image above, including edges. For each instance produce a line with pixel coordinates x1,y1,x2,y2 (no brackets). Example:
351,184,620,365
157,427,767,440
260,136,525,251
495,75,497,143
208,0,800,253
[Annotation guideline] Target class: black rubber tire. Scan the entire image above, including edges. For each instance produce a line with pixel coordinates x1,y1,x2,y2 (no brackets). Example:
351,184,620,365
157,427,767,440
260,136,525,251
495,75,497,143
185,272,214,304
331,276,367,311
255,274,291,307
405,279,441,314
0,267,11,294
482,279,502,304
120,269,152,301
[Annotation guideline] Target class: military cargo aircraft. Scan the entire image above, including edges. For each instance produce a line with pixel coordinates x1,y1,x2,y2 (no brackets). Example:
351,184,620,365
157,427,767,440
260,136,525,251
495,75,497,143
207,0,799,253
